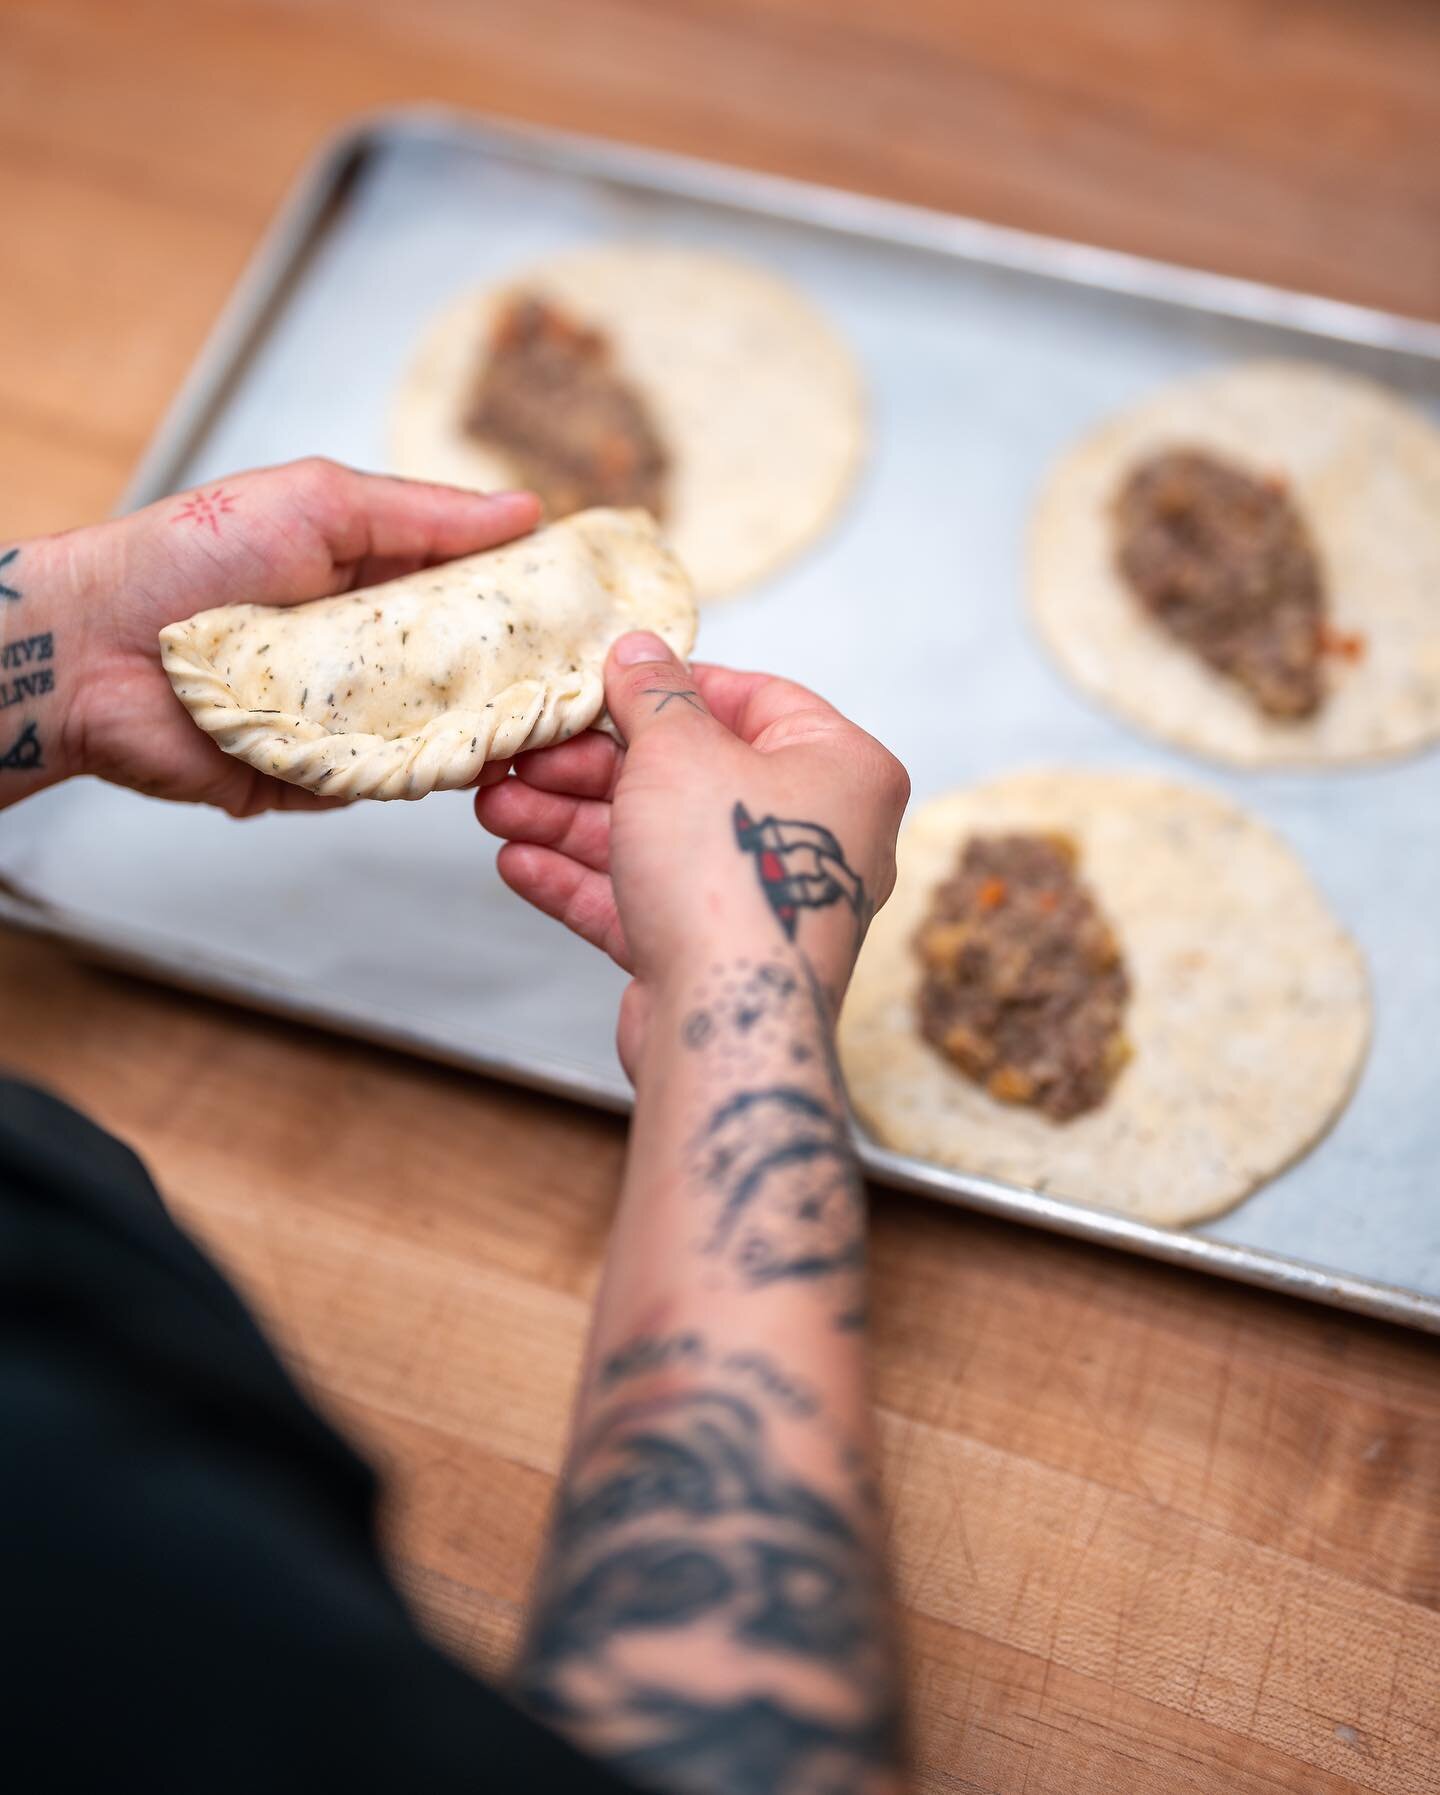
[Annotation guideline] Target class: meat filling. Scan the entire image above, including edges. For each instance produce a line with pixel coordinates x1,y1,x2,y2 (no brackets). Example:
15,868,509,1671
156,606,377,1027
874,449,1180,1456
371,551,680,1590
465,294,669,520
915,832,1131,1122
1114,448,1325,719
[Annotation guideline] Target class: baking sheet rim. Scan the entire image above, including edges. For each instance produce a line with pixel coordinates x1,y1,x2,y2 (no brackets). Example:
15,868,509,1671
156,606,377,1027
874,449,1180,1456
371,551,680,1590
2,884,1434,1337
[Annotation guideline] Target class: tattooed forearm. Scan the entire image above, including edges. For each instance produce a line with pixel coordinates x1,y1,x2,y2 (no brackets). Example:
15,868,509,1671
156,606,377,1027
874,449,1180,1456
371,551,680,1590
517,1382,901,1795
667,796,879,1323
0,548,20,601
599,1331,821,1423
520,795,900,1790
681,956,866,1327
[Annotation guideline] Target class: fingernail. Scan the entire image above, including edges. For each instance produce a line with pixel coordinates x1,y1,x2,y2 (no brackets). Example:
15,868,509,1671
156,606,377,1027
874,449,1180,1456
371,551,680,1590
613,631,671,667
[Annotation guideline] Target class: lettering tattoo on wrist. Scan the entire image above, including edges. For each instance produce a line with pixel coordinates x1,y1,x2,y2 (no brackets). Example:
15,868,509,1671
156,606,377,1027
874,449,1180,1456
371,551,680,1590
0,548,20,601
0,632,55,710
0,626,54,774
518,1345,901,1795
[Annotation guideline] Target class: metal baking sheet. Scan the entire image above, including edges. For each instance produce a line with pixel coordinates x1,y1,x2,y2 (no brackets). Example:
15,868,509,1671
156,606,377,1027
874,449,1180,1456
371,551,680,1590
4,109,1440,1333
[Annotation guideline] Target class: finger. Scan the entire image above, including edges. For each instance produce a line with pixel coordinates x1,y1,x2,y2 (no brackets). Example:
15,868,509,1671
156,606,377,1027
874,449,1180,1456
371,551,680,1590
289,459,541,579
136,462,543,614
690,662,845,748
604,631,714,746
512,731,624,800
258,786,349,815
222,767,349,818
476,779,612,873
475,757,513,789
495,842,631,970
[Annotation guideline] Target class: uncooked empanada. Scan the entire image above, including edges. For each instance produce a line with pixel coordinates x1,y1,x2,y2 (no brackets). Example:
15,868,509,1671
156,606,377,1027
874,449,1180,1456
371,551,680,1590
159,508,695,801
390,246,865,602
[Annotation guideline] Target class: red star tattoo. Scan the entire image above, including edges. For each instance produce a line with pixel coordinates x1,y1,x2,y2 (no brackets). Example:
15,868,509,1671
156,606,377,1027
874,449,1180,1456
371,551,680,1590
172,487,237,535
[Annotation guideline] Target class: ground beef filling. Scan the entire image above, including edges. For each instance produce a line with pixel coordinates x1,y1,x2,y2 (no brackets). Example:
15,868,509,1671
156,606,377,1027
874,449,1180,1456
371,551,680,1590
915,833,1131,1122
464,294,669,520
1114,448,1326,719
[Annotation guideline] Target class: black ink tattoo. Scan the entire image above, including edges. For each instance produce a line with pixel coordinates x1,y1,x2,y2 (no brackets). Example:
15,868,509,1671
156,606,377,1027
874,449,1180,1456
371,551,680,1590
641,685,705,714
517,1389,901,1794
696,1087,864,1290
0,548,19,601
0,632,54,714
0,721,42,772
598,1331,821,1423
681,959,867,1324
0,632,50,670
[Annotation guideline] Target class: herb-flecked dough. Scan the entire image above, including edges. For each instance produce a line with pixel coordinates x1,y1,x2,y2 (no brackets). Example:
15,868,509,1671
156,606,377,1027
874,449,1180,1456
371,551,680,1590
159,508,696,801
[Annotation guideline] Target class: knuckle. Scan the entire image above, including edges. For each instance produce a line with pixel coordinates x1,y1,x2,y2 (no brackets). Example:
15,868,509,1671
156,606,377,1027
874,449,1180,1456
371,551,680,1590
883,752,911,808
859,736,910,806
291,455,348,505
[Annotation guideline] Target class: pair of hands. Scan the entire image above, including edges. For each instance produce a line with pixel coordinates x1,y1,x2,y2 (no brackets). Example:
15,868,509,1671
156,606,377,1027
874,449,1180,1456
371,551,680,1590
34,459,908,1047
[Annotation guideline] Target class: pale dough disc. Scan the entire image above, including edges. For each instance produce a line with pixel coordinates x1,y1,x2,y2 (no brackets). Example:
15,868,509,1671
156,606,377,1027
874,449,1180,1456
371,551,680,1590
389,246,865,601
1029,360,1440,766
839,769,1370,1225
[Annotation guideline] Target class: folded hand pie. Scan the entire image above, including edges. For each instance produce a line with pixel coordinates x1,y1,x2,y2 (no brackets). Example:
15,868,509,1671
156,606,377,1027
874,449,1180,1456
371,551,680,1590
159,508,696,801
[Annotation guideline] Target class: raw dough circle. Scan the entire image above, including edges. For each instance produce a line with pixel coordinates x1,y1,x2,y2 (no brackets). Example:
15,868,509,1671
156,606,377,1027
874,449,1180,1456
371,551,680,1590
839,769,1371,1225
1029,360,1440,767
390,245,866,601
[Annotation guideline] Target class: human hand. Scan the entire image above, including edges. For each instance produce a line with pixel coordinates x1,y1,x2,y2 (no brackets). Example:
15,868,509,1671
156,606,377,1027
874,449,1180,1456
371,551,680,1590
475,632,909,1072
6,459,537,814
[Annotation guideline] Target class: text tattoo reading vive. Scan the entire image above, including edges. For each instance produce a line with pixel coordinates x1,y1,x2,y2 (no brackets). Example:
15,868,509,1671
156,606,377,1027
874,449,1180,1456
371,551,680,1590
0,557,51,771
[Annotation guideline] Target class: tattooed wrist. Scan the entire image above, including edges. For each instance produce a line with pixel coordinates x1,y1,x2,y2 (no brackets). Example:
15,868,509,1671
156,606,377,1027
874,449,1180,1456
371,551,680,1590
0,547,54,785
672,947,867,1330
0,532,106,798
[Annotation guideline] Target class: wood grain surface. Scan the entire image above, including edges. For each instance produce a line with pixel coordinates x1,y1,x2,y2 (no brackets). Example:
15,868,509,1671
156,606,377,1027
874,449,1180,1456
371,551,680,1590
1,2,1437,1790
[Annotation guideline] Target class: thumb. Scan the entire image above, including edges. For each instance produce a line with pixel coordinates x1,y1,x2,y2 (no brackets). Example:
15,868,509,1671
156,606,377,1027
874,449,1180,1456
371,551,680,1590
604,631,713,745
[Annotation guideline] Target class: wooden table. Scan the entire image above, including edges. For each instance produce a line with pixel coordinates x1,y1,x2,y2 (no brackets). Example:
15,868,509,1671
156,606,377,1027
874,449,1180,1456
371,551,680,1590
2,3,1437,1789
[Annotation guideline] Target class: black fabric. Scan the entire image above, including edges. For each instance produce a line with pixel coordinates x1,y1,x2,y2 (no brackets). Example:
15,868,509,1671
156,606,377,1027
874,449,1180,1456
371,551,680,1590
0,1078,634,1795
